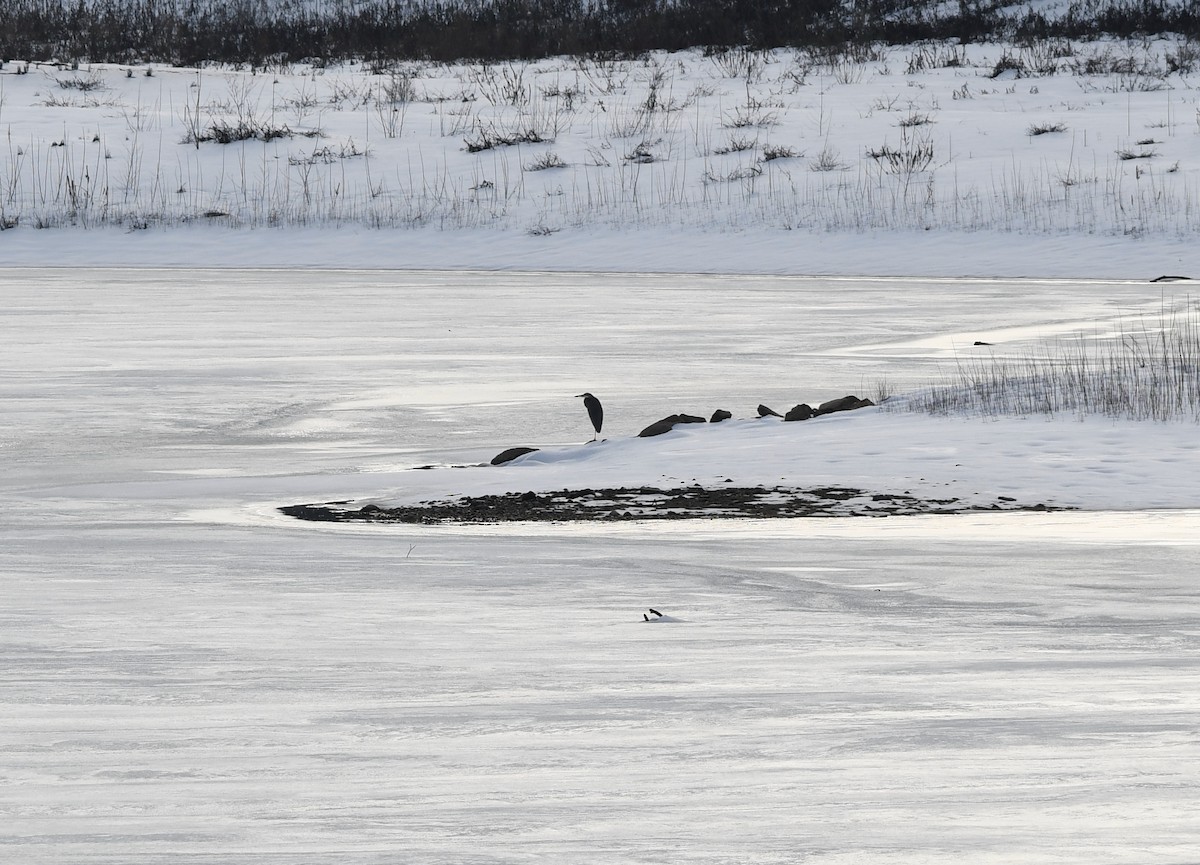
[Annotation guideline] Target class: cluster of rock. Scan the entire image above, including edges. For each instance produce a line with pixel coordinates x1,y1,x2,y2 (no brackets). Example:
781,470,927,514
633,394,877,437
649,394,875,436
490,394,875,464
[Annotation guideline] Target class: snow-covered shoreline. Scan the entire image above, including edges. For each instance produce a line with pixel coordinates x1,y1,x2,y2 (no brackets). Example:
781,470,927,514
256,407,1200,521
3,223,1196,279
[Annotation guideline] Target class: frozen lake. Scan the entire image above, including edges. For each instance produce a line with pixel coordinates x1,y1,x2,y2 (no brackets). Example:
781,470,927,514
3,268,1200,863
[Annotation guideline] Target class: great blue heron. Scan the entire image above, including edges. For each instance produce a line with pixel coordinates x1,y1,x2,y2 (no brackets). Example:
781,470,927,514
576,392,603,440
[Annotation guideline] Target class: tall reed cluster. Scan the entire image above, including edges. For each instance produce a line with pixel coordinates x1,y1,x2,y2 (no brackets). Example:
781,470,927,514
900,302,1200,422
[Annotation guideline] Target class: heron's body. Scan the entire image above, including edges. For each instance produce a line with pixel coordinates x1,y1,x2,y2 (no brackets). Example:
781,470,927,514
576,392,603,440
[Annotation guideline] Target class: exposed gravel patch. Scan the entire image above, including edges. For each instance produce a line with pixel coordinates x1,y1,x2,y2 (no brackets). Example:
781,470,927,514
280,485,1068,524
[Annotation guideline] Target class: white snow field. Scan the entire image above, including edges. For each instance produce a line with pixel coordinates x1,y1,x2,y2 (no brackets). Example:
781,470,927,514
4,267,1200,864
1,36,1199,276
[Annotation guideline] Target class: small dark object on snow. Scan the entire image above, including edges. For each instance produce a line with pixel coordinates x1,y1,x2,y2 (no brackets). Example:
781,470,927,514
638,418,675,437
785,403,813,421
1151,275,1191,282
649,608,662,617
491,446,539,465
758,404,782,418
710,409,732,423
576,392,603,440
639,413,706,437
813,395,875,416
973,340,993,346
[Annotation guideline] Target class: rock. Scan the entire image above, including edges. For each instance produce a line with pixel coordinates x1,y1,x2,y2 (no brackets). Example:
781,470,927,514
757,404,782,418
491,446,539,465
639,418,679,437
638,413,706,437
973,340,993,346
813,395,875,416
710,409,732,423
784,403,813,421
278,503,343,521
1151,274,1191,282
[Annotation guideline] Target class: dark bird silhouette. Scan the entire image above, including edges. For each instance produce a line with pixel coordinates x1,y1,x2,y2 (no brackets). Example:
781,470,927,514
576,392,603,440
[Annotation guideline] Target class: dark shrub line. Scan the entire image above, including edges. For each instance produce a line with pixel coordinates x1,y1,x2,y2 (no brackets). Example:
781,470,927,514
1,0,1196,67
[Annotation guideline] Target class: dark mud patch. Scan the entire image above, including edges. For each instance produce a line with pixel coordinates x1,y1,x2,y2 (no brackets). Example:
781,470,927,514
280,485,1070,524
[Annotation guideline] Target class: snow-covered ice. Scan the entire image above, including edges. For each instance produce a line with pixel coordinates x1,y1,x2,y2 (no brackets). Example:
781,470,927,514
3,266,1200,864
